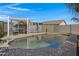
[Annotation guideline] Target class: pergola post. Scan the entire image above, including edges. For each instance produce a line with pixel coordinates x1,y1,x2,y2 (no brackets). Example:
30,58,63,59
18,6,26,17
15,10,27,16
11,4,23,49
28,19,30,33
26,18,29,49
27,18,29,34
37,23,39,33
18,22,20,34
7,16,10,37
70,24,71,33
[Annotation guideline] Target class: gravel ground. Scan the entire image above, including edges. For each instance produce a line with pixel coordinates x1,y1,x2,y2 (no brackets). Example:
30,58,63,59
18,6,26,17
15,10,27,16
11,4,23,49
0,41,77,56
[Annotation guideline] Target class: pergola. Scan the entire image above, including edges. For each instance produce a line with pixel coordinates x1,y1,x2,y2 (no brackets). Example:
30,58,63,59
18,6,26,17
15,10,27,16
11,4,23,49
7,16,30,37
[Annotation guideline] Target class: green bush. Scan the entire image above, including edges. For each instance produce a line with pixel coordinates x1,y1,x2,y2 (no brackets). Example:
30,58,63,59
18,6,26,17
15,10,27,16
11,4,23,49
0,32,5,38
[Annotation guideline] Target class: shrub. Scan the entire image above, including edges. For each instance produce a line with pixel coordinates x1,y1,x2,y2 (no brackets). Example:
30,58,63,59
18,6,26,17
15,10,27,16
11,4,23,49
0,32,6,38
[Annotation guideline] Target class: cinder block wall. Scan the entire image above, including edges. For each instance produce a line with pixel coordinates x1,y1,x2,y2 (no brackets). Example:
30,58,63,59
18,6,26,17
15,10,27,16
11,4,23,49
41,25,55,32
29,23,43,33
41,24,79,35
29,25,37,33
59,24,79,35
71,24,79,35
58,25,70,33
0,22,4,33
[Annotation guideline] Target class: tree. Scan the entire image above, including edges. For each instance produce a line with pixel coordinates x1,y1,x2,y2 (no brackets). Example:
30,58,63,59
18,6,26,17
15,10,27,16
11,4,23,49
19,21,27,26
71,17,79,22
66,4,79,13
19,20,31,33
66,3,79,22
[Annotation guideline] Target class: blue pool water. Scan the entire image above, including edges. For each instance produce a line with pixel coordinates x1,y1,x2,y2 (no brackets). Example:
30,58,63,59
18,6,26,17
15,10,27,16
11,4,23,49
48,39,63,48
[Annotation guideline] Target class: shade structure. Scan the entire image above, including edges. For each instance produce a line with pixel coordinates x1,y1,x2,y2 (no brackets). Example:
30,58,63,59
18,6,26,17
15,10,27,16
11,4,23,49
10,17,27,22
7,17,31,37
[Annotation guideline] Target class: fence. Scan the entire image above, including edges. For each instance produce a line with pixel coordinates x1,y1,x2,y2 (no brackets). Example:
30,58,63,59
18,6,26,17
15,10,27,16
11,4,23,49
41,24,79,35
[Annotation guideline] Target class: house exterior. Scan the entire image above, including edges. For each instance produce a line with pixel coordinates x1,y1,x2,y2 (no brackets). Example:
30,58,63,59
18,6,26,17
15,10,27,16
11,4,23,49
43,20,66,25
41,20,66,33
29,20,67,33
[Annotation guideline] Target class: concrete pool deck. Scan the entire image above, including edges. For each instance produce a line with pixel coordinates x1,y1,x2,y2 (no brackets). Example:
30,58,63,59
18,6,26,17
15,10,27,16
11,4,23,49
2,32,46,39
64,41,77,46
0,40,77,56
2,32,70,40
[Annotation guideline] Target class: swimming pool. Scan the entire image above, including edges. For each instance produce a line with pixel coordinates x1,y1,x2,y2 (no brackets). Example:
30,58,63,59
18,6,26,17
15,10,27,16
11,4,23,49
9,34,67,49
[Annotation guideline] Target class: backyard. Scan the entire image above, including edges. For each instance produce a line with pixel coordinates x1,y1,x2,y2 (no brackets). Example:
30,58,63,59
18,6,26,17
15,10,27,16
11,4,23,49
0,3,79,56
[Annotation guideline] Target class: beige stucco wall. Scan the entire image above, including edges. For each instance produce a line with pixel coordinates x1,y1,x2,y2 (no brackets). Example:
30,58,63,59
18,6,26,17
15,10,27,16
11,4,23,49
60,22,66,25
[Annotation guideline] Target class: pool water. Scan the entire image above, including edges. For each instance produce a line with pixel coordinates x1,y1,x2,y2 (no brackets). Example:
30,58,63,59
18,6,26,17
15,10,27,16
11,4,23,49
48,39,63,48
9,34,67,49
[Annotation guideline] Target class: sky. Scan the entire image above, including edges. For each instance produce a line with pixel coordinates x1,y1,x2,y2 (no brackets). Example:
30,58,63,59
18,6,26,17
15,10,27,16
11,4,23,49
0,3,78,24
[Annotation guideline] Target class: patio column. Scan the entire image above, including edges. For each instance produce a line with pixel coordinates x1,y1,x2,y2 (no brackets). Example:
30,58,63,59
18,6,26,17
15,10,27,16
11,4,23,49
37,23,39,33
70,24,71,33
28,19,30,33
27,18,29,34
10,20,13,35
27,18,30,49
18,22,20,34
7,16,10,37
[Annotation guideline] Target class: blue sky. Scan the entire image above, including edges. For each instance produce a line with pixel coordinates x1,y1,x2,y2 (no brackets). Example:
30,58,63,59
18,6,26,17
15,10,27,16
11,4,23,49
0,3,77,24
